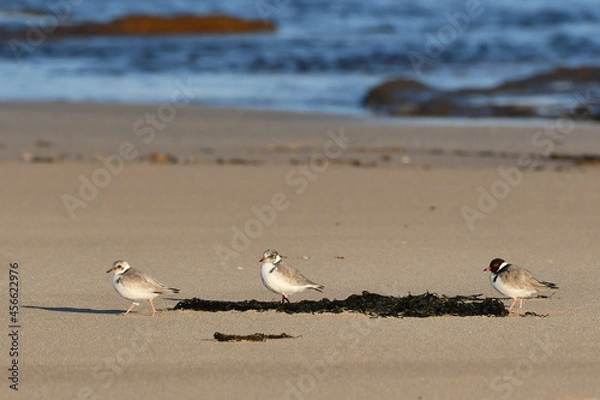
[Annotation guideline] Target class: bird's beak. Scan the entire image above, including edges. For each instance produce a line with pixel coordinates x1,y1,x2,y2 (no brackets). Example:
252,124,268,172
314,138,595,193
260,256,267,262
106,268,115,274
483,267,490,272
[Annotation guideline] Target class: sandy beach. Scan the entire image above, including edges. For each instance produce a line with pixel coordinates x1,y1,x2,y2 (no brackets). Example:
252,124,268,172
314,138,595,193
1,102,599,399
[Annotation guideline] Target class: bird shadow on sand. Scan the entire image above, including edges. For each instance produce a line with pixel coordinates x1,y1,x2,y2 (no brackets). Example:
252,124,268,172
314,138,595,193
23,305,123,315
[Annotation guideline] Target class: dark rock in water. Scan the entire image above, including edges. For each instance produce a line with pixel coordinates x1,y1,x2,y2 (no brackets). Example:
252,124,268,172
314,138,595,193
489,66,600,92
174,291,507,317
0,13,276,39
362,78,437,110
214,332,296,342
363,66,600,120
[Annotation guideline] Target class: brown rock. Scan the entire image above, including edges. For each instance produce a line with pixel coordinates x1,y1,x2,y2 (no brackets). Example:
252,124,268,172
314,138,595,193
363,78,435,109
488,66,600,93
2,13,276,39
150,152,178,164
363,66,600,119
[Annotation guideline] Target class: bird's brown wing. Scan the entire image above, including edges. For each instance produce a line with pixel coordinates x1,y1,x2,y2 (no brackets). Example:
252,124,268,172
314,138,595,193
274,262,319,287
121,268,174,294
503,265,555,291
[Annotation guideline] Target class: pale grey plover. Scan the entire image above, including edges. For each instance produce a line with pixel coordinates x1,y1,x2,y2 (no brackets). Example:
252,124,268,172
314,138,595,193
260,249,324,303
106,260,180,316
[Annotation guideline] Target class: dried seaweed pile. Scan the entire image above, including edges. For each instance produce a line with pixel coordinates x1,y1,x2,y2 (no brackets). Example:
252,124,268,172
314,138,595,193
174,291,507,317
213,332,296,342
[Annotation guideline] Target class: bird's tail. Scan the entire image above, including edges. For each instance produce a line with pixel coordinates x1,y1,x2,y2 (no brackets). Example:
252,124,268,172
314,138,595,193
168,287,181,294
311,285,325,293
539,281,558,290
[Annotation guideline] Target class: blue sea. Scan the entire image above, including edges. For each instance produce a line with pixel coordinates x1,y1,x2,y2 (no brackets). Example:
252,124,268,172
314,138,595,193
1,0,599,114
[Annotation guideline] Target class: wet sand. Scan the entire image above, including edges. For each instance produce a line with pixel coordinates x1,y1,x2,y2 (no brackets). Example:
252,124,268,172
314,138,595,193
0,102,599,399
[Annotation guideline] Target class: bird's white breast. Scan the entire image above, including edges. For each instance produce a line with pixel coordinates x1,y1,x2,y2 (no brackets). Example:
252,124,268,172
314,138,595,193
113,274,159,301
490,273,536,299
260,263,307,294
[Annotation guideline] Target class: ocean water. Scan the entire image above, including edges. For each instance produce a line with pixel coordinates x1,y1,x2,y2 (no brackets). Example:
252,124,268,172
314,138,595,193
0,0,599,114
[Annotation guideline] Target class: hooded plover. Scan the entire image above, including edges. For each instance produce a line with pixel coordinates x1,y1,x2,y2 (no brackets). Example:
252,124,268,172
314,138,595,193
484,258,558,312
